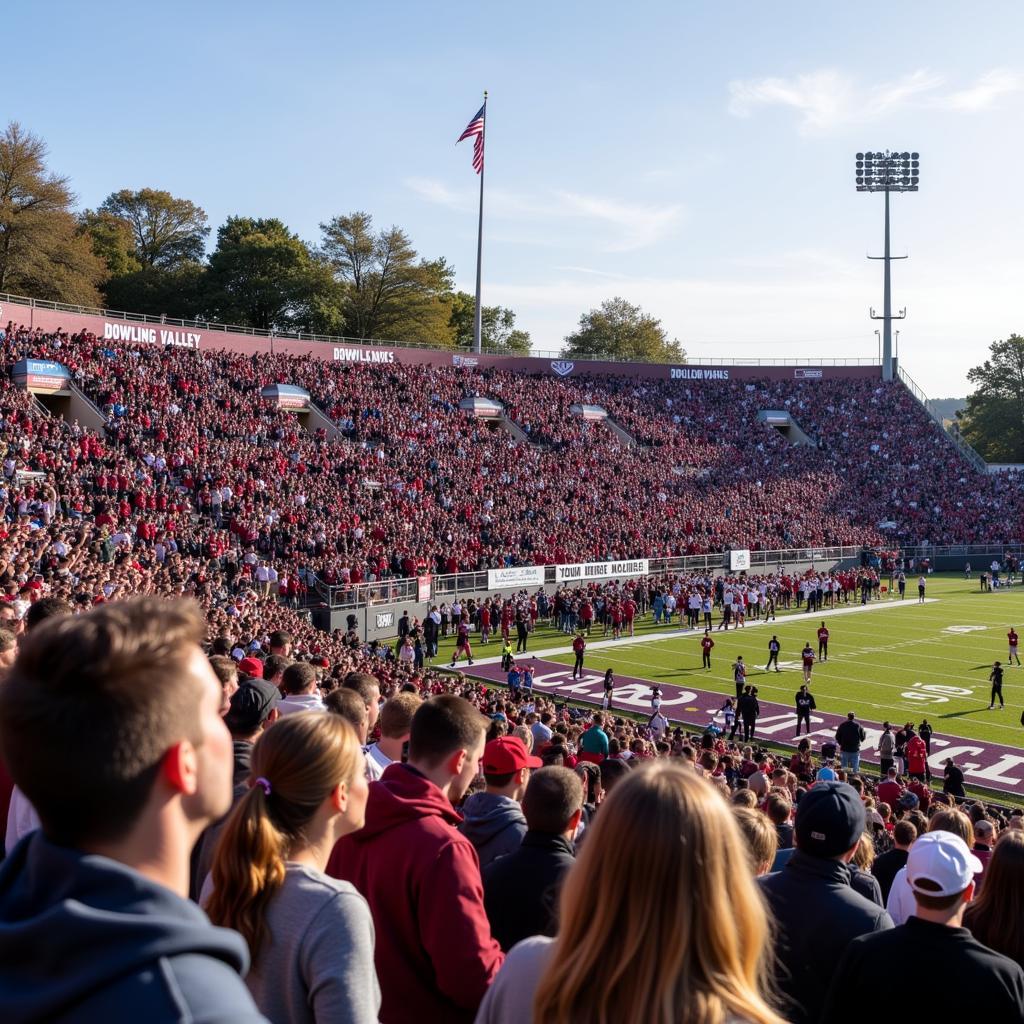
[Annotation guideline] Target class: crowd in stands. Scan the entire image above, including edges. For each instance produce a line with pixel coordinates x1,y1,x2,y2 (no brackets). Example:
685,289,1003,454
2,322,1024,1021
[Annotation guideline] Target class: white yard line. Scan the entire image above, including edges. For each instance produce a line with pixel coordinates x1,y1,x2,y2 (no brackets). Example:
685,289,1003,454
455,597,939,669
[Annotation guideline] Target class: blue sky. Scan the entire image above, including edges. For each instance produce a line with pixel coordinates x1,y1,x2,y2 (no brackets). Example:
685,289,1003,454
6,0,1024,395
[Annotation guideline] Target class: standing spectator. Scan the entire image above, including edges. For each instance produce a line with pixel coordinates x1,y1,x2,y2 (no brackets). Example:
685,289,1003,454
766,634,781,672
343,673,382,742
700,629,714,669
906,729,929,781
964,831,1024,968
872,818,917,904
823,832,1024,1020
738,685,760,742
366,692,422,778
733,805,779,876
204,713,379,1024
461,737,540,870
878,722,896,777
876,767,903,809
578,714,609,762
732,655,746,700
327,695,502,1024
973,819,996,883
0,598,264,1021
759,782,893,1024
835,712,866,773
944,757,967,798
601,668,615,712
817,621,829,661
482,766,582,951
989,661,1006,709
278,662,325,716
475,764,785,1024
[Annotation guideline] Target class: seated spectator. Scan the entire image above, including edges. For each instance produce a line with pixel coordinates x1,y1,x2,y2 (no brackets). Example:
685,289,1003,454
327,695,503,1024
483,766,582,951
461,737,541,870
760,782,893,1024
0,597,264,1020
278,662,325,715
204,712,378,1023
475,763,785,1024
732,806,779,876
823,832,1024,1019
964,830,1024,969
872,819,916,904
973,818,996,884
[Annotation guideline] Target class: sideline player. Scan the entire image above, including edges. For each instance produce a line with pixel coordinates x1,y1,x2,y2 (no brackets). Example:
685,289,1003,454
700,629,714,670
817,621,830,662
571,631,587,679
989,661,1005,709
801,642,815,684
1009,626,1021,667
450,616,474,667
766,635,781,672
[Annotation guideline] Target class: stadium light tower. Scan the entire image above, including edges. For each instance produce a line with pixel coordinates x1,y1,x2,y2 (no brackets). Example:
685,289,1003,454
855,150,919,382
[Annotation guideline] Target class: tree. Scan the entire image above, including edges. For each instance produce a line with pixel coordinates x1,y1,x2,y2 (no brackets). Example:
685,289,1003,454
957,335,1024,462
561,296,684,363
202,216,337,330
319,212,455,345
449,291,531,354
103,263,206,320
0,122,105,304
93,188,208,269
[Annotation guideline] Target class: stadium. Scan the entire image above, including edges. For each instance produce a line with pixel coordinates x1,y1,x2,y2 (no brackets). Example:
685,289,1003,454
3,6,1024,1022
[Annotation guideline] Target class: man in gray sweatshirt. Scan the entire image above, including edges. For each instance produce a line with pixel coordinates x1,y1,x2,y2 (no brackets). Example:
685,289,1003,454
460,736,541,869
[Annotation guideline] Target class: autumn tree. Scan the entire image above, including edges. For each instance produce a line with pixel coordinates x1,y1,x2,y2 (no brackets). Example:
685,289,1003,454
562,297,684,363
319,211,455,345
0,122,105,304
449,291,531,354
957,334,1024,462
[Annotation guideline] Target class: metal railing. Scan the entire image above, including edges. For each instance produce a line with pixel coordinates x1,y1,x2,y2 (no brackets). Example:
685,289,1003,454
307,545,868,610
896,365,987,473
1,291,879,369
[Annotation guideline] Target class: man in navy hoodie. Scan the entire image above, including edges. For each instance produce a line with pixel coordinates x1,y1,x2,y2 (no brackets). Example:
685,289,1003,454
0,597,266,1023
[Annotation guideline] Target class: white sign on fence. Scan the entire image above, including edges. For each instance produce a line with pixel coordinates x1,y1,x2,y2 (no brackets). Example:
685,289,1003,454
486,565,546,590
729,549,751,571
555,559,650,584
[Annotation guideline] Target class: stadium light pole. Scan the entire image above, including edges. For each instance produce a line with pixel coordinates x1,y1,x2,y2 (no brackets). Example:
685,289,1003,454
856,151,919,382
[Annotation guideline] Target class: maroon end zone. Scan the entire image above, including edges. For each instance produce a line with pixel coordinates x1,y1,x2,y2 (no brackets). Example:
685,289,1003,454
468,658,1024,799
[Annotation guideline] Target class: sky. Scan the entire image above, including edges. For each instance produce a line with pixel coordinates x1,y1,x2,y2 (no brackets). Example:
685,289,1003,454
6,0,1024,397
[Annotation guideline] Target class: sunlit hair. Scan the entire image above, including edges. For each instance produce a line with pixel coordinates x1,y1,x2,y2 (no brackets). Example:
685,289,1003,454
964,831,1024,966
205,712,363,957
533,762,785,1024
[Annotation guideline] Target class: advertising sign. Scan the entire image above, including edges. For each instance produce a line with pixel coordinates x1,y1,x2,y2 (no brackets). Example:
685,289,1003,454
555,559,649,583
487,566,546,590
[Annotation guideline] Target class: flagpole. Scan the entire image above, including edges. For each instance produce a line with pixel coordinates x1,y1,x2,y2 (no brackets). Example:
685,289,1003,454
472,91,487,354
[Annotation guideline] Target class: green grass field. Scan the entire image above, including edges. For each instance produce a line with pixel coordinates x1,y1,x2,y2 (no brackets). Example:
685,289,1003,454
435,575,1024,749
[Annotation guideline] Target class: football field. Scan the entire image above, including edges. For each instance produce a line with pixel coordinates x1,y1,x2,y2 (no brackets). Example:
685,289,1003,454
439,575,1024,797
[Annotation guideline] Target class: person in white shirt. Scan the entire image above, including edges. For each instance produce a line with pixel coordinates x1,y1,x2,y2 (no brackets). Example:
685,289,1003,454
365,692,422,779
277,663,325,715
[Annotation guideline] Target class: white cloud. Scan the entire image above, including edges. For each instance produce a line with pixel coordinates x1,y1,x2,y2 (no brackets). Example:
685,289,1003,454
939,68,1024,112
728,68,1022,133
406,180,684,252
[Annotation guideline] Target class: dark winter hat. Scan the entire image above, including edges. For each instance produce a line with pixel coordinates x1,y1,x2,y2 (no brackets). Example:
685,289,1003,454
795,781,865,858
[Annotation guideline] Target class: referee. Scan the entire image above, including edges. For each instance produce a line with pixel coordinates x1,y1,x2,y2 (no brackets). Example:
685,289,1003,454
989,660,1005,709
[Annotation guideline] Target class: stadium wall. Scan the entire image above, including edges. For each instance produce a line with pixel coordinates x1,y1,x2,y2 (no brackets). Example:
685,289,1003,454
1,296,882,383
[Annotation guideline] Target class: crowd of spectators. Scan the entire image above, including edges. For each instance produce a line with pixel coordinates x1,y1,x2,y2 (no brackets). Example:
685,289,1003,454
2,323,1024,1021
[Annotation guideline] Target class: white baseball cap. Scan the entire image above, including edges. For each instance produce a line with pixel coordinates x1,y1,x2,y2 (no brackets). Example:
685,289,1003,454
906,831,983,898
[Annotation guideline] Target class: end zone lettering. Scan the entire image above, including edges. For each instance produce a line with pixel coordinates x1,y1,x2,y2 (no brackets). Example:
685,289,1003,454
670,367,730,380
333,347,396,364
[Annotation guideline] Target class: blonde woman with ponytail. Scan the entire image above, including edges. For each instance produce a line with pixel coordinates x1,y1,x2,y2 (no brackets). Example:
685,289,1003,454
204,712,378,1024
475,761,785,1024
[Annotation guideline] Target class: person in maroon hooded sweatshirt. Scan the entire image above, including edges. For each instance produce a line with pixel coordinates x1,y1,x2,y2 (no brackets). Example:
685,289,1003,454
327,694,502,1024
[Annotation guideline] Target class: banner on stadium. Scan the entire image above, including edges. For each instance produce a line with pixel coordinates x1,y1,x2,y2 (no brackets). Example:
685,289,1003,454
487,566,546,590
555,559,649,584
417,573,432,601
729,549,751,571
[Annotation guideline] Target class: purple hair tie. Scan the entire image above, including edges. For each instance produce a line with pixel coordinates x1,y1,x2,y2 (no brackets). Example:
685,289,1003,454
255,776,272,795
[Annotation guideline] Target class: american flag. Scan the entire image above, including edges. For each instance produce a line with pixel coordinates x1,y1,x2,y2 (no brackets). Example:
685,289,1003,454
457,104,485,174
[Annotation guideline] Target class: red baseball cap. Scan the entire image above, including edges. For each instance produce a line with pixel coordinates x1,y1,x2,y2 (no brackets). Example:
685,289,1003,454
237,656,264,678
482,736,542,774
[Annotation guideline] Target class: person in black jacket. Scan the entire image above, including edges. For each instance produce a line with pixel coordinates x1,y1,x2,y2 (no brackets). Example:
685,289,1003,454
822,831,1024,1021
483,766,583,952
835,711,866,773
738,685,760,742
760,782,893,1024
871,819,916,904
